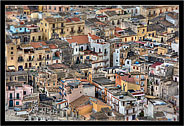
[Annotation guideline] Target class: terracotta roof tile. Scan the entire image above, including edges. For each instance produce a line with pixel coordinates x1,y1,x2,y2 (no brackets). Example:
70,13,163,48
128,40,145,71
30,41,47,48
115,27,123,32
49,44,58,49
151,62,163,68
66,35,89,44
121,76,135,83
88,33,101,40
66,17,80,23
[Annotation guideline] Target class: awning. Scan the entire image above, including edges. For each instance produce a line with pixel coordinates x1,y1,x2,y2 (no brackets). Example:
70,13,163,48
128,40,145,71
8,66,15,70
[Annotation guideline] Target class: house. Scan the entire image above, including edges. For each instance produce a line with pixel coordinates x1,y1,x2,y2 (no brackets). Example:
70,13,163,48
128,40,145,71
106,87,138,121
6,82,33,108
144,97,177,121
39,17,85,41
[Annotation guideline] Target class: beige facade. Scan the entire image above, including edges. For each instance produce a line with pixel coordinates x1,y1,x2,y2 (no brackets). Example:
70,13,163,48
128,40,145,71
40,17,85,41
140,5,179,20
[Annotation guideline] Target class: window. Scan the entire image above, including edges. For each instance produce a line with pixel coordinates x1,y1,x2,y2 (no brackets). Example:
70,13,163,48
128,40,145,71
45,23,47,26
156,87,157,90
76,48,77,52
49,6,51,10
24,91,26,95
53,24,55,28
16,101,19,105
137,67,139,70
16,93,19,99
11,52,13,54
38,36,41,41
136,75,139,79
53,82,55,86
61,29,64,34
127,61,129,64
11,47,14,50
136,82,139,84
80,56,83,59
45,29,47,32
11,57,13,60
29,63,31,68
25,63,27,68
32,36,35,41
133,66,135,69
48,83,49,86
54,7,56,10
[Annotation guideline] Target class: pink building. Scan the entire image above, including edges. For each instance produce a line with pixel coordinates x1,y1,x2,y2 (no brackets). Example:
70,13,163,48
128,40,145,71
59,79,83,104
6,82,33,108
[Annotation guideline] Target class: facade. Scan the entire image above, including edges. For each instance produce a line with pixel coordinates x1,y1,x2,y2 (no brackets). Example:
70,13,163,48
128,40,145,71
39,17,85,41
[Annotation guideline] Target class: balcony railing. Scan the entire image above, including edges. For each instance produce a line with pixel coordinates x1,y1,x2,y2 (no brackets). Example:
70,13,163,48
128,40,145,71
104,53,108,56
8,97,21,100
46,57,51,60
77,30,83,33
37,58,43,61
60,32,65,34
53,56,60,60
125,104,137,109
18,59,24,62
27,58,34,61
70,31,75,34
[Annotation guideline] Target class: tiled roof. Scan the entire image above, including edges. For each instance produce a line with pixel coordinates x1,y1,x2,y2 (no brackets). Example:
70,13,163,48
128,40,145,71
151,62,163,68
88,33,101,40
66,35,89,44
30,42,47,48
115,27,123,32
121,75,135,83
49,44,58,49
99,8,122,13
66,17,80,22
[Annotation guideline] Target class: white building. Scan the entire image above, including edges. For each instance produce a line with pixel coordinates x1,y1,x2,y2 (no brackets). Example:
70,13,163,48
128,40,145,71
106,88,138,121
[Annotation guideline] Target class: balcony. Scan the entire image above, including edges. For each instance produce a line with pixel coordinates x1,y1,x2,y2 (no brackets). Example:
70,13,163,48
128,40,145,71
147,13,157,17
125,104,137,109
77,30,83,33
46,57,51,60
18,59,24,62
8,97,21,100
70,31,75,34
37,58,43,61
60,32,65,34
27,58,34,61
104,53,108,56
53,56,60,60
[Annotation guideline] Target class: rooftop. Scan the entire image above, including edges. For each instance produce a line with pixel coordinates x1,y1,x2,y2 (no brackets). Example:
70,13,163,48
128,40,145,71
66,35,89,44
93,77,115,85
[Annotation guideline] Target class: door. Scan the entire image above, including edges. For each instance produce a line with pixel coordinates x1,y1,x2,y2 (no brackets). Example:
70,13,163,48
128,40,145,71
56,60,58,63
9,100,13,107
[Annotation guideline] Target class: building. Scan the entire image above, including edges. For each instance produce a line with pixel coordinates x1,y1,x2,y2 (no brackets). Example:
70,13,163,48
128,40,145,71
39,17,85,41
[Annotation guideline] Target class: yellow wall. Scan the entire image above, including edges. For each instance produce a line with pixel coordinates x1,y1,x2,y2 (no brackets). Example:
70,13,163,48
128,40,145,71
91,101,111,112
121,81,141,92
40,18,85,41
157,47,168,55
30,32,44,42
77,105,93,115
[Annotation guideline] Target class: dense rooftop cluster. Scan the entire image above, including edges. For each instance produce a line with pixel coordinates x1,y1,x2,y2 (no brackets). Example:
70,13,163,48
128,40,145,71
5,5,179,121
